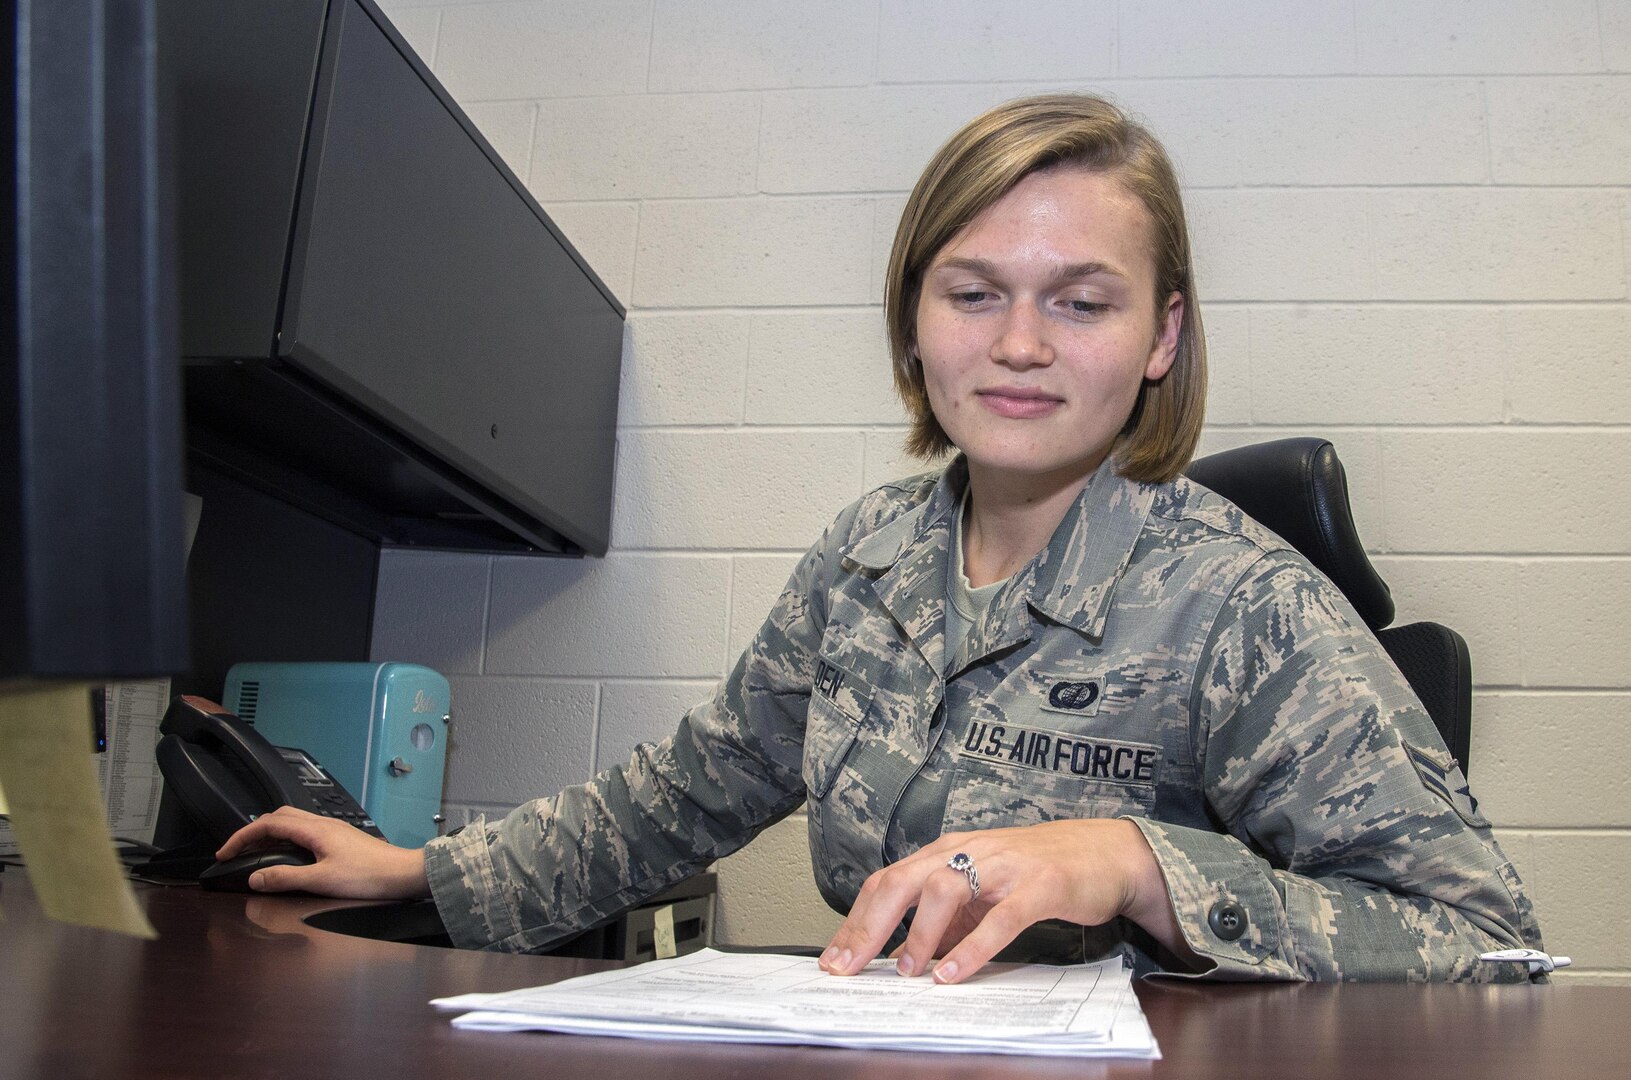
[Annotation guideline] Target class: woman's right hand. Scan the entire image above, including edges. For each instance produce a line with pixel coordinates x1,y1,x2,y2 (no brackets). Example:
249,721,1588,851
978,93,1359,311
213,806,432,899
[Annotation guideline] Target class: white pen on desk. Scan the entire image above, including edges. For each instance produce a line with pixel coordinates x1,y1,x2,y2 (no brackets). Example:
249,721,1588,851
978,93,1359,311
1478,948,1572,974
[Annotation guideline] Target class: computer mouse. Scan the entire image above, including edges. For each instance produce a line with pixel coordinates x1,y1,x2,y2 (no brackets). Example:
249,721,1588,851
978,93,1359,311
198,844,318,892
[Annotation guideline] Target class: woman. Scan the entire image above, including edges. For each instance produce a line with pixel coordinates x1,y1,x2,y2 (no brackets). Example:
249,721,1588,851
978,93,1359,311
218,94,1541,982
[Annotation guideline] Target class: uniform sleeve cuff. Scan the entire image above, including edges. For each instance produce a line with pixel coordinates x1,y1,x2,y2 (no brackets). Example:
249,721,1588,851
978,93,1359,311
1127,817,1294,979
424,816,515,951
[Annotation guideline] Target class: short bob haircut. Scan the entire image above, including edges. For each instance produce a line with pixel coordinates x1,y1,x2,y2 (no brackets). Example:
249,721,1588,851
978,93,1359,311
885,93,1206,484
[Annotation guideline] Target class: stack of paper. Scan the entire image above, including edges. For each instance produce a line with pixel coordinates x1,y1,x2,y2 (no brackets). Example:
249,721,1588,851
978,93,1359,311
433,948,1160,1059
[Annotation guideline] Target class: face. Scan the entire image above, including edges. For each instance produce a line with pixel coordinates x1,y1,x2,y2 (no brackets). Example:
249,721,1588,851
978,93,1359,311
914,166,1182,491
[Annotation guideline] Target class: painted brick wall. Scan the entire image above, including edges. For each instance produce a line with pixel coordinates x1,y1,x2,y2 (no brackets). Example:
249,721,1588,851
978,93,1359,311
371,0,1631,983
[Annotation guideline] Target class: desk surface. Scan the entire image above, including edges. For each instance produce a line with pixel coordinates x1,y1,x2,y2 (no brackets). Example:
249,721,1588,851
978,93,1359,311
2,873,1628,1080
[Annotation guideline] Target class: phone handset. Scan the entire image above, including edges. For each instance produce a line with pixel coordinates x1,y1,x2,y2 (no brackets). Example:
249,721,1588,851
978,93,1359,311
155,695,308,844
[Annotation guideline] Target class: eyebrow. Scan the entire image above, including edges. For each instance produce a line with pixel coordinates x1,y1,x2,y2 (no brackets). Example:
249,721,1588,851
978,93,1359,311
928,256,1128,284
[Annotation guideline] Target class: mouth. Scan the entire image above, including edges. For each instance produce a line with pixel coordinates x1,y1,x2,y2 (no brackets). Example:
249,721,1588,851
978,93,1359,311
976,387,1064,419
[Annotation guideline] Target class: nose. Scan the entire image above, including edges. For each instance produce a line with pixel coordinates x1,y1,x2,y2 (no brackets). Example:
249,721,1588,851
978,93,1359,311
990,303,1054,369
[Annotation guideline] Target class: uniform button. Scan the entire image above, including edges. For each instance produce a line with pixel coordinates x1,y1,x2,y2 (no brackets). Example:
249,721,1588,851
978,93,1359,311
1208,899,1248,942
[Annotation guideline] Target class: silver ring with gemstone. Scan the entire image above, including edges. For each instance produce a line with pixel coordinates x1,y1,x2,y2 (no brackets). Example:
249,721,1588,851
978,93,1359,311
947,852,980,901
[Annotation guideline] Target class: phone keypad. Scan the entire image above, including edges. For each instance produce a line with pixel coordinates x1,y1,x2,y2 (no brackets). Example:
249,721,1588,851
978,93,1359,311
313,791,377,830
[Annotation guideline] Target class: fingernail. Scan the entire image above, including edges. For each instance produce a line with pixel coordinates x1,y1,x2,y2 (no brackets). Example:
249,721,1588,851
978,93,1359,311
896,954,915,977
819,946,837,967
838,949,852,971
933,961,958,984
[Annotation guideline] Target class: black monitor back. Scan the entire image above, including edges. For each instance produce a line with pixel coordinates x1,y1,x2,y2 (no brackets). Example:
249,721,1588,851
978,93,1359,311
2,0,189,682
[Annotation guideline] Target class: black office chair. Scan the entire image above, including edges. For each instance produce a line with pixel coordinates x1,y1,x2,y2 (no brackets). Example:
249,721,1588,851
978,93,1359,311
1185,438,1473,773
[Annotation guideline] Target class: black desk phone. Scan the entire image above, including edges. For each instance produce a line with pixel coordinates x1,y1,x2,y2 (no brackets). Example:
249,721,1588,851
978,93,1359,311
155,695,384,845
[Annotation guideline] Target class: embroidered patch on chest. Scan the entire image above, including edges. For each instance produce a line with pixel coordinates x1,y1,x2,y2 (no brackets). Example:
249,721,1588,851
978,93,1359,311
958,721,1160,786
1040,678,1103,716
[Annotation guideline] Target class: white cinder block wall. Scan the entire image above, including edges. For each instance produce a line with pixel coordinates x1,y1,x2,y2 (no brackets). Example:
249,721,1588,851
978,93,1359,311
370,0,1631,983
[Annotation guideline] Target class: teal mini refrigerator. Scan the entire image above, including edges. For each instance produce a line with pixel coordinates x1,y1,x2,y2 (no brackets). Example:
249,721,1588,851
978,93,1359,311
224,662,450,848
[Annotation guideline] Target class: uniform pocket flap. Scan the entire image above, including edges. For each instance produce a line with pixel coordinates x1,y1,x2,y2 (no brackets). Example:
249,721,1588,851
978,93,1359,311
803,657,873,799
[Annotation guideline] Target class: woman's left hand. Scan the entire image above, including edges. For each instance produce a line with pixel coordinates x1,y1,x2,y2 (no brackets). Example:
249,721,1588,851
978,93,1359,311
816,818,1168,984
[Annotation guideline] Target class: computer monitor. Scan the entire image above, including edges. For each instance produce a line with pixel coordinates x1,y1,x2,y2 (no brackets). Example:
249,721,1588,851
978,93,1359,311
2,0,190,684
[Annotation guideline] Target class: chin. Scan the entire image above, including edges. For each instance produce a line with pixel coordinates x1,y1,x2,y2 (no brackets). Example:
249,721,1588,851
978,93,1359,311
955,436,1117,483
963,449,1094,479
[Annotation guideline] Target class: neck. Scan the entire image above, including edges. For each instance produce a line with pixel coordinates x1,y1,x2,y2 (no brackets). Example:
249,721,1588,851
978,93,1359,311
960,454,1106,588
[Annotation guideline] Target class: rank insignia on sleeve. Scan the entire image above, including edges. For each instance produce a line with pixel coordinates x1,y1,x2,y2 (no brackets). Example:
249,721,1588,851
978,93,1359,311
1404,740,1488,828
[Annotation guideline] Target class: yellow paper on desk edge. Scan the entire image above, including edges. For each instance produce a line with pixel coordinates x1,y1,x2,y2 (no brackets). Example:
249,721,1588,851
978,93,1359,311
653,902,678,960
0,682,157,937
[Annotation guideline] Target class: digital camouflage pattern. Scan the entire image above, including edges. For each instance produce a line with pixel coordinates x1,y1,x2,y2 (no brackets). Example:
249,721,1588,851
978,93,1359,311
424,459,1542,980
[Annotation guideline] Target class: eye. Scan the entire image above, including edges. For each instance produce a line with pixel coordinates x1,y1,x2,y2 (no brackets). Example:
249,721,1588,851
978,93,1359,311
1062,298,1110,319
950,290,994,307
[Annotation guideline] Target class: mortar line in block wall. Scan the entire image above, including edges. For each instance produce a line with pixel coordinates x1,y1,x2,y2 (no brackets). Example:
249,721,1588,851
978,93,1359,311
588,681,604,775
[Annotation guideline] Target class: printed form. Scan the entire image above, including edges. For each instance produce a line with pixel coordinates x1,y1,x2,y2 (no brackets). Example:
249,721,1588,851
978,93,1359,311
434,948,1159,1058
96,679,170,846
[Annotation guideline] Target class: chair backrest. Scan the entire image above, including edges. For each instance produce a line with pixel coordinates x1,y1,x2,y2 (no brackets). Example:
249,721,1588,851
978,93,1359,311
1374,622,1472,772
1184,438,1473,771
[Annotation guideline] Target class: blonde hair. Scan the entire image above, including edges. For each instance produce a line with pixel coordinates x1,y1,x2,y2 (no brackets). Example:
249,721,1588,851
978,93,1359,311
885,93,1206,483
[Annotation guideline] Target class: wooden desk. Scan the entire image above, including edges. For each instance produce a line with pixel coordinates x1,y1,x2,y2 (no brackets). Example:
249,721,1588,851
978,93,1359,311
2,872,1627,1079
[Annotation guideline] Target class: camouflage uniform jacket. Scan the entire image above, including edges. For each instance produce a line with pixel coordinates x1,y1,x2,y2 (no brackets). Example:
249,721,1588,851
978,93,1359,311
424,458,1542,980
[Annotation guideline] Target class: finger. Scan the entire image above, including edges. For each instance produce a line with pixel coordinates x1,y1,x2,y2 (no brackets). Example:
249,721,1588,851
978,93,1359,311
215,816,286,859
894,866,978,978
247,862,320,894
214,807,321,860
819,861,940,975
932,899,1032,985
819,835,988,975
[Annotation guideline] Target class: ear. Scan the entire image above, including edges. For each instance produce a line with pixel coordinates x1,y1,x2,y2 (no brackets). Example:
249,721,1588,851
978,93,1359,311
1144,291,1183,381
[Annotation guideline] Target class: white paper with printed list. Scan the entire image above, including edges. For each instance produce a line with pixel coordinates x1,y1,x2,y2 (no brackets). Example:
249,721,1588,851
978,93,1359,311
432,948,1159,1058
94,679,170,846
0,678,169,859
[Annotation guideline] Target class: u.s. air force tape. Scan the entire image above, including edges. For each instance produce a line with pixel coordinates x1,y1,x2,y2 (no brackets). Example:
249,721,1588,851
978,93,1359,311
958,721,1160,785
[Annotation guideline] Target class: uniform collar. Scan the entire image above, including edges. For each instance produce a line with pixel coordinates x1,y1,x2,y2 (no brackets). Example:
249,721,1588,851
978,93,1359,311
842,460,965,676
1025,461,1158,640
844,455,1157,662
845,458,966,572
